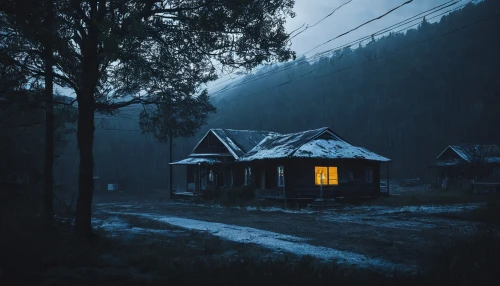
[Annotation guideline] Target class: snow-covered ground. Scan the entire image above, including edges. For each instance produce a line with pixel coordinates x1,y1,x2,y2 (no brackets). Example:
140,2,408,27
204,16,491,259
93,199,488,274
317,203,484,231
171,202,316,214
95,211,413,272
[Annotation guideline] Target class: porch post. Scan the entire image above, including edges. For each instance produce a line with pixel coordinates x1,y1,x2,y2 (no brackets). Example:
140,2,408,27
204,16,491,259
386,162,390,195
283,165,287,207
185,165,188,194
197,163,201,194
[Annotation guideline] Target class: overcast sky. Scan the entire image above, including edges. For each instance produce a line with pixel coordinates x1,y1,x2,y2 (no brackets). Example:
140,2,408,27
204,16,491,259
205,0,472,92
286,0,452,55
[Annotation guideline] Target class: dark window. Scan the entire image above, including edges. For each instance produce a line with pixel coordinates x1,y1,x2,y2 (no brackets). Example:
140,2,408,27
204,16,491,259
244,167,252,185
277,166,284,187
366,167,373,183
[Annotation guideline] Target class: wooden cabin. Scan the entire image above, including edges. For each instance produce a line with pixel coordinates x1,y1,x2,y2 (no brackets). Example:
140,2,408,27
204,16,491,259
171,127,391,199
427,144,500,191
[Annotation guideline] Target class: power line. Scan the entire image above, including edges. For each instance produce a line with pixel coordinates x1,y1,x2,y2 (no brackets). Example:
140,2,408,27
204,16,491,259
288,0,353,40
209,0,462,96
309,0,462,59
95,127,142,132
205,0,418,93
208,0,467,97
303,0,415,55
296,0,472,79
221,10,500,105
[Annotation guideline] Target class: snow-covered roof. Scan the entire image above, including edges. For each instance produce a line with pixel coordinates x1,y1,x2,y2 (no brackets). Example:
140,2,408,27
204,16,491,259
170,157,221,165
239,127,390,162
211,129,276,158
429,159,462,167
436,144,500,164
191,128,276,159
294,139,391,161
190,153,233,157
178,127,391,164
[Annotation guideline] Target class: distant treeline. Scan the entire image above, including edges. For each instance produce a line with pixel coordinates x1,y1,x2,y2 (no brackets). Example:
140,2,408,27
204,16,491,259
56,0,500,192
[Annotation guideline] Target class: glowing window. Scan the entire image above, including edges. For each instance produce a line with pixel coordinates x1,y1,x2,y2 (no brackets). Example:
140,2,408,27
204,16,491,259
315,166,338,186
328,167,338,185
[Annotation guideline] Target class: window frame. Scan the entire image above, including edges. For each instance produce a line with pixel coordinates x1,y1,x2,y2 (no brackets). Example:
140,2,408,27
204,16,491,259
366,167,373,183
244,166,252,185
315,166,338,186
277,165,285,187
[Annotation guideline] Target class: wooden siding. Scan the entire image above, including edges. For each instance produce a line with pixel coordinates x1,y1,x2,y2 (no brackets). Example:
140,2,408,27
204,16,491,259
238,158,381,199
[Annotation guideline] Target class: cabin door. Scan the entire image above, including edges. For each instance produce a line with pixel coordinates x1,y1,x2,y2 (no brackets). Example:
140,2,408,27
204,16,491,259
223,165,233,187
260,169,266,189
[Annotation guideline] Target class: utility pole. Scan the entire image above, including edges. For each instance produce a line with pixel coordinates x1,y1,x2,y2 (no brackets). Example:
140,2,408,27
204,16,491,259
169,129,173,198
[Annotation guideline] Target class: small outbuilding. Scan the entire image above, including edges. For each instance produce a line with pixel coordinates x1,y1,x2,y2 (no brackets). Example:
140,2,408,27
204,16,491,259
427,144,500,191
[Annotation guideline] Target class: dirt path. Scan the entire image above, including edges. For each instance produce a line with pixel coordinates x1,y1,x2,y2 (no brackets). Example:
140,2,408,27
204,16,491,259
92,195,483,272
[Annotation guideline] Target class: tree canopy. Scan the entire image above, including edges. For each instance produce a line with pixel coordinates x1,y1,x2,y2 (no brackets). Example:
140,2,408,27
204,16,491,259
1,0,297,236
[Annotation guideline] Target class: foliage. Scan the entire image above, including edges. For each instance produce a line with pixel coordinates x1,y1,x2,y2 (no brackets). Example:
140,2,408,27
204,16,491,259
425,225,500,286
1,0,297,235
139,89,217,143
0,90,76,188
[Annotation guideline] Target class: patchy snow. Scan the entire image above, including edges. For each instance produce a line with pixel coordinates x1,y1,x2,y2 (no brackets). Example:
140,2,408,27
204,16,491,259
334,203,485,216
169,202,316,214
92,216,184,238
239,128,331,161
242,206,315,214
239,134,297,161
177,127,390,163
318,203,484,231
96,216,129,231
442,144,500,162
101,210,414,272
98,201,483,217
294,139,390,161
320,213,477,231
239,127,389,162
170,157,221,165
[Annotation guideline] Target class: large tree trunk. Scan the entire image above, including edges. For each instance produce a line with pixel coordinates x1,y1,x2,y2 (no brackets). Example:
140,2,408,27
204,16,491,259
74,96,95,236
74,24,99,237
43,0,54,226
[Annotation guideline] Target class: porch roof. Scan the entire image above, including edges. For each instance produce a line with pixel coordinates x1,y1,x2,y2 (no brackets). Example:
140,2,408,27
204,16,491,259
169,157,222,165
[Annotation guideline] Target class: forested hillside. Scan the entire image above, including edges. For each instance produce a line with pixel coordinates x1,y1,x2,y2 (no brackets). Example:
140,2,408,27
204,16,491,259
201,0,500,178
56,0,500,192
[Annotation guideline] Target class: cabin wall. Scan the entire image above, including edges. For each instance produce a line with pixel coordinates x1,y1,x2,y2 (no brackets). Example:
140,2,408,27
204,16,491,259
238,159,381,199
233,163,245,186
284,159,380,199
